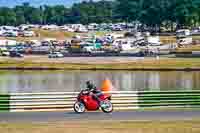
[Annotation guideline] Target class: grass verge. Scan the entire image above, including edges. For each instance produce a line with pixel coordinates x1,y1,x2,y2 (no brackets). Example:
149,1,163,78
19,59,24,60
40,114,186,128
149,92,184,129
1,57,200,70
0,120,200,133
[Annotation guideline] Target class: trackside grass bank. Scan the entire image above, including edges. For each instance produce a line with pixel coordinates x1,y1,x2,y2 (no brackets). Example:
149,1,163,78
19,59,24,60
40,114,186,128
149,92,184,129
1,57,200,70
0,121,200,133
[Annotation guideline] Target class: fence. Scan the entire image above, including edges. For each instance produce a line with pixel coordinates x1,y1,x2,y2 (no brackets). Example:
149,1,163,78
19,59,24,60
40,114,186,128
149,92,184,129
1,91,200,112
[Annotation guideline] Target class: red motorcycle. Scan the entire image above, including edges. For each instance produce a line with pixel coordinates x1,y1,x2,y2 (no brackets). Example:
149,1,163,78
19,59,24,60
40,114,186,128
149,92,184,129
73,89,113,113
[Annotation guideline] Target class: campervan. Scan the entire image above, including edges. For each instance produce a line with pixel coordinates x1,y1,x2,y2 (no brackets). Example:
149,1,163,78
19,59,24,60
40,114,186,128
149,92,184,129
176,29,190,38
23,31,35,37
41,25,59,30
113,38,139,51
191,27,200,35
147,36,162,46
88,23,99,30
177,37,193,45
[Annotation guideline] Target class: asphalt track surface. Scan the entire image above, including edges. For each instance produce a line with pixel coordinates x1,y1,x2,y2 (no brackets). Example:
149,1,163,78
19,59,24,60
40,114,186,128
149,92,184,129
0,110,200,123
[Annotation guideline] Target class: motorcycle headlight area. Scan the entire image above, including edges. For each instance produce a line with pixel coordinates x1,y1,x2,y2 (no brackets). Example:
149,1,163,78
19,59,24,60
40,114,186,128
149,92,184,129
82,91,89,94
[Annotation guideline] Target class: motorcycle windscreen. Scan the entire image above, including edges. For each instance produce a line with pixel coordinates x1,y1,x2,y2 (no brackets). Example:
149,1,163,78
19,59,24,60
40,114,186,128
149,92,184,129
99,94,111,100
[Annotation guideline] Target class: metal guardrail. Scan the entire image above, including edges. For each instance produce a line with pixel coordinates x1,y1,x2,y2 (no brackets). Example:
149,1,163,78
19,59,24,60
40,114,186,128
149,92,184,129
1,91,200,112
176,51,200,57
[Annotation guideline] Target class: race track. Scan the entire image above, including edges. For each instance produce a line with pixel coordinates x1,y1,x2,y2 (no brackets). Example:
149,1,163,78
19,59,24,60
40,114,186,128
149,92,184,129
0,110,200,123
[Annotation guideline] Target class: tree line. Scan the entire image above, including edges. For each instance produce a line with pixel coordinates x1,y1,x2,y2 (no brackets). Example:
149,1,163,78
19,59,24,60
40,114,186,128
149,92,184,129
0,0,199,28
116,0,200,29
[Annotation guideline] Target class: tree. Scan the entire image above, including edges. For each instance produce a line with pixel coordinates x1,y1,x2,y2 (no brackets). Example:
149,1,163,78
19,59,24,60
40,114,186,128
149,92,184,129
14,6,26,25
29,8,43,24
0,0,198,27
0,7,16,25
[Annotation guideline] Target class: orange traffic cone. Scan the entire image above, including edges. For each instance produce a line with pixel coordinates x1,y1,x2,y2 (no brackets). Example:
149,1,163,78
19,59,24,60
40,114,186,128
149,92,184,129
101,78,114,92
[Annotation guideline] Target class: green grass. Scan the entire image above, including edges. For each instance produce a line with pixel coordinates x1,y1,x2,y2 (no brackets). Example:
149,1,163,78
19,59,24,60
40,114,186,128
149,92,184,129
193,36,200,40
160,35,200,43
0,29,76,41
0,121,200,133
1,58,200,70
33,29,75,39
1,30,108,41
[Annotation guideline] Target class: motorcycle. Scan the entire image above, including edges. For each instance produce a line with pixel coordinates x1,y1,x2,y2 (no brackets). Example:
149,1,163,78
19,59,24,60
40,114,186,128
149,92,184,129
73,89,113,113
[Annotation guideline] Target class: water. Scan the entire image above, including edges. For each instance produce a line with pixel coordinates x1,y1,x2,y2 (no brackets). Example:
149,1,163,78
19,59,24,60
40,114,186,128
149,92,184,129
0,70,200,93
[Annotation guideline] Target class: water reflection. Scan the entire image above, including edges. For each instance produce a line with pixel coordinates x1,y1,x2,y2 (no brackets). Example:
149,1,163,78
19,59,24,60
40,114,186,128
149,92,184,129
0,70,199,93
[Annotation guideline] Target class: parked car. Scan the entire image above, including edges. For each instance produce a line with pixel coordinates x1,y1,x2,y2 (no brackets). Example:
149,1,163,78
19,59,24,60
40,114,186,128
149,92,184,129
9,46,25,53
0,29,5,36
112,26,123,31
3,31,18,37
9,51,23,58
48,52,64,58
23,31,35,37
0,47,10,56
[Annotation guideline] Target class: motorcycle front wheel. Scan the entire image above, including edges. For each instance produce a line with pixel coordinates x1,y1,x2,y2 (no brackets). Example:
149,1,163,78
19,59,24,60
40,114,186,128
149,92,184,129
101,100,113,113
74,101,86,113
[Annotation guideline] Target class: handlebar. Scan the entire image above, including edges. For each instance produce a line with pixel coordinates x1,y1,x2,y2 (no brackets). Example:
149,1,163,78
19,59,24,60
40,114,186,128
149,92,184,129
80,89,91,95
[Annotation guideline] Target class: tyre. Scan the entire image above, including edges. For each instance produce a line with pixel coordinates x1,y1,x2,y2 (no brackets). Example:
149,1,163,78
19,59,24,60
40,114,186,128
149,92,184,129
73,101,86,113
101,100,113,113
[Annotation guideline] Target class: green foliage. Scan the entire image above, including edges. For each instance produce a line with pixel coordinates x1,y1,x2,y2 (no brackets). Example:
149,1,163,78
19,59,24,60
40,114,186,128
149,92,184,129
0,1,114,25
116,0,200,28
0,0,199,27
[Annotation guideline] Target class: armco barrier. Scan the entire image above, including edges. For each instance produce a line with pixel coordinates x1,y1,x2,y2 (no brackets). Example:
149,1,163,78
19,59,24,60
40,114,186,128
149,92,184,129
0,95,10,112
0,91,200,112
138,91,200,108
176,51,200,58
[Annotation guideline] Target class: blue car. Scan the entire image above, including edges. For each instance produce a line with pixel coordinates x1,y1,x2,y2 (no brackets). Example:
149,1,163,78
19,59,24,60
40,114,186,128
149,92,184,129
10,51,24,58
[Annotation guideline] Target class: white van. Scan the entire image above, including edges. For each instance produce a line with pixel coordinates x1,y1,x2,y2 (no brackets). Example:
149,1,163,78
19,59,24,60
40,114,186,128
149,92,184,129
176,29,190,38
23,31,35,37
113,39,138,51
177,37,193,45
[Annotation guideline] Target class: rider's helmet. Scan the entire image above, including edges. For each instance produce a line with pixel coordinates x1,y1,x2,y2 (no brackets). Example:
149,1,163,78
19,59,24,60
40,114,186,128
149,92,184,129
86,80,96,90
86,80,91,86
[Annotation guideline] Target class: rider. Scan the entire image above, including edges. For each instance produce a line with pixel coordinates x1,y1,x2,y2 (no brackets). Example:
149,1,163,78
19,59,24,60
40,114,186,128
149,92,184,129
86,81,102,105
